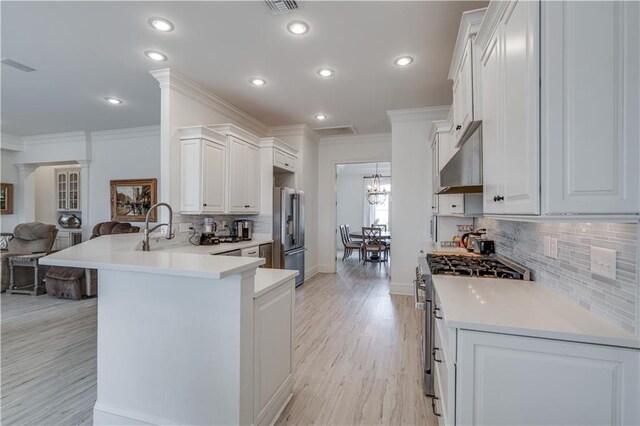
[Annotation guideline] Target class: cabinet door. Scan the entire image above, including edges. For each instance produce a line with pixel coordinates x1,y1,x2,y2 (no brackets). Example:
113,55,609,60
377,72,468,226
57,172,68,211
228,137,246,212
439,194,464,215
202,141,226,213
501,0,540,214
68,170,80,211
456,330,640,426
481,29,505,214
180,140,202,213
453,38,474,145
542,1,639,214
244,143,260,212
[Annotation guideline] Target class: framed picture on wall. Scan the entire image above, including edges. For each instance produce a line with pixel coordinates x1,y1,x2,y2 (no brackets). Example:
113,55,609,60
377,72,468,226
110,178,157,222
0,183,13,215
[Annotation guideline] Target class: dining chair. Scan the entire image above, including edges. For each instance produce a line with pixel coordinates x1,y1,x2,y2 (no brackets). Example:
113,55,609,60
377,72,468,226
339,225,362,261
370,223,387,232
362,227,387,263
344,224,362,243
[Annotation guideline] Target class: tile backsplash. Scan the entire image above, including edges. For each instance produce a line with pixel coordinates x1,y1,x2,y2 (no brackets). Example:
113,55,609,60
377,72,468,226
181,214,272,236
475,218,639,335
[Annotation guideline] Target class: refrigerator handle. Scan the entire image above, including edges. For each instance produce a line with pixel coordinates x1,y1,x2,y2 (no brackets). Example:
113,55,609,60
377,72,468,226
292,193,299,245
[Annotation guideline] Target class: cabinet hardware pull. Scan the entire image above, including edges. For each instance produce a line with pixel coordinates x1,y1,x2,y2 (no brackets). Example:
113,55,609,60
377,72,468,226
432,397,442,417
285,163,289,166
493,195,504,202
245,205,250,208
203,203,207,207
434,307,443,320
456,124,462,130
433,347,442,363
451,204,457,208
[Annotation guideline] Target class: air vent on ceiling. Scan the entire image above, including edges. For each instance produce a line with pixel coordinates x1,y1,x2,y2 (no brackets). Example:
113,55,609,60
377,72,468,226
264,0,299,15
313,125,358,137
1,58,36,72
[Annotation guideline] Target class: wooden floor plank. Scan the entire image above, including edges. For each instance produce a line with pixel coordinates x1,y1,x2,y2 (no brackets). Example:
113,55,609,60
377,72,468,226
1,253,434,425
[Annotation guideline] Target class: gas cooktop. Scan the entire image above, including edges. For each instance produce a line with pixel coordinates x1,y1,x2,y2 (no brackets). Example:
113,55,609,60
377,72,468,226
426,254,530,280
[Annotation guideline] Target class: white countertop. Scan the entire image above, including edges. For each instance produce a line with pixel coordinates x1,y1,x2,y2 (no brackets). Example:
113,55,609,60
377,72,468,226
167,238,273,255
433,276,640,349
254,268,298,298
40,233,266,280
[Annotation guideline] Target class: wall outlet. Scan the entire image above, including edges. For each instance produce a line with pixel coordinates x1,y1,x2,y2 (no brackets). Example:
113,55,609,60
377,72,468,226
543,236,551,257
549,238,558,259
178,223,192,233
590,246,616,280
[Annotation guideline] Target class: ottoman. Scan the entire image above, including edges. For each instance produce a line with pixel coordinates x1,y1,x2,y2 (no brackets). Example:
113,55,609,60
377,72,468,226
45,266,86,300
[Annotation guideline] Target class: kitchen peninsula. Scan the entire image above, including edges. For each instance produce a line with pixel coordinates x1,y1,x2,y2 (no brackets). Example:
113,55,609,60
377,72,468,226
40,233,297,426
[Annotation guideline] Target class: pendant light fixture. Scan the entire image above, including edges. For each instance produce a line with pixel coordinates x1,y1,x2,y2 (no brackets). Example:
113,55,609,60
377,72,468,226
366,163,389,205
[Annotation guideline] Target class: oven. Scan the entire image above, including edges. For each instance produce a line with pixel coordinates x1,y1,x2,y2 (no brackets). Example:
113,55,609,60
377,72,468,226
415,260,435,397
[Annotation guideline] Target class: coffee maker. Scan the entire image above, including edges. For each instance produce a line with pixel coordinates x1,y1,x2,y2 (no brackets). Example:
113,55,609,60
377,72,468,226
234,220,253,241
199,217,219,245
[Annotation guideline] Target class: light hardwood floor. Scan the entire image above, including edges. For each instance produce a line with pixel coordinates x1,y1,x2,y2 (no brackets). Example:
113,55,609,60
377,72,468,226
1,254,433,426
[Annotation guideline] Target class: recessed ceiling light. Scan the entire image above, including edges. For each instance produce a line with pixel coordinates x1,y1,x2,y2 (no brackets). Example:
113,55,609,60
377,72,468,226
250,78,267,86
104,97,123,105
144,50,167,61
287,21,309,35
394,56,414,67
317,68,335,78
314,114,327,120
148,17,174,32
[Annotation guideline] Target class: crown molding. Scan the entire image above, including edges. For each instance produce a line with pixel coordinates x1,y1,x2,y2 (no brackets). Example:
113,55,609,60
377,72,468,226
22,131,87,146
448,8,487,80
150,68,268,137
208,123,261,145
429,120,453,140
91,125,160,142
319,132,391,146
386,106,450,124
179,126,228,145
268,124,319,142
259,137,299,154
476,1,510,56
1,133,24,151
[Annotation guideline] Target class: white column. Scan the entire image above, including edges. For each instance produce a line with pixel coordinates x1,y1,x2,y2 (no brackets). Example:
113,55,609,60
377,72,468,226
149,69,171,225
15,164,37,223
77,160,90,240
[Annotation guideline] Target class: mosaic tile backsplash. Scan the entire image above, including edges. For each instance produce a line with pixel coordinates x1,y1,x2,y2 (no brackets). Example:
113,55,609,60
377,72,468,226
475,218,639,335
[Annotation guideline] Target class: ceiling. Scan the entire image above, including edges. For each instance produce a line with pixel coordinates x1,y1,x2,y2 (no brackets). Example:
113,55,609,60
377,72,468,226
1,1,485,137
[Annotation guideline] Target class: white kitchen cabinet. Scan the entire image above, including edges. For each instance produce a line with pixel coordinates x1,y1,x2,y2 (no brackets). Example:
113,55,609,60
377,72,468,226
451,39,474,144
56,168,81,211
273,148,296,173
456,330,640,426
180,127,227,214
253,278,295,425
228,136,260,214
541,1,640,214
54,229,82,251
478,0,540,215
438,194,464,215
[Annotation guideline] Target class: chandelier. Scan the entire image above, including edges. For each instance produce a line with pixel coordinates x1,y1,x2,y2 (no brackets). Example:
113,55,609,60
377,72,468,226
366,163,389,205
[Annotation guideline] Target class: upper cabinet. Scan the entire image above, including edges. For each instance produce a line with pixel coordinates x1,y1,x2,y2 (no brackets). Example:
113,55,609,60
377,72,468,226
477,0,639,217
478,0,540,215
179,124,261,215
56,168,81,211
449,9,486,147
541,1,639,214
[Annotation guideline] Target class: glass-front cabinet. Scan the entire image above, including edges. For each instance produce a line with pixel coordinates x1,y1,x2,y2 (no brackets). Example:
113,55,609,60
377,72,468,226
56,168,81,211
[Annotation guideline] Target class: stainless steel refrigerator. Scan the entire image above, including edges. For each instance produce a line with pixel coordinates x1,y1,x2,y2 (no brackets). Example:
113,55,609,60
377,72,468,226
273,187,305,287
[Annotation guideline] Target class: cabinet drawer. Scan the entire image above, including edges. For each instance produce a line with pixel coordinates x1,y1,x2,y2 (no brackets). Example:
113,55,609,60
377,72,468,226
432,363,447,426
273,149,296,172
434,321,455,425
433,291,457,359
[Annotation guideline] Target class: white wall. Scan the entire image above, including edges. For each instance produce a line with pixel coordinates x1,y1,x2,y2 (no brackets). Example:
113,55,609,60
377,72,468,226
34,165,57,225
388,107,448,295
317,133,392,273
89,127,161,226
1,149,22,232
336,173,366,249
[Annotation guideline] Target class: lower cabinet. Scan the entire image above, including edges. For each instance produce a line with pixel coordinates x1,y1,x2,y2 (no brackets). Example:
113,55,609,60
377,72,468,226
456,330,640,425
253,279,295,425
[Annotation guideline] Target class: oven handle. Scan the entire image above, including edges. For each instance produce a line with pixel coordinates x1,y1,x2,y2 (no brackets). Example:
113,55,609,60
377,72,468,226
414,278,425,310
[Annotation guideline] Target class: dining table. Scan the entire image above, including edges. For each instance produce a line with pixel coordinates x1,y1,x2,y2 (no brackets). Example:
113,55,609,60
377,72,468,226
349,230,391,261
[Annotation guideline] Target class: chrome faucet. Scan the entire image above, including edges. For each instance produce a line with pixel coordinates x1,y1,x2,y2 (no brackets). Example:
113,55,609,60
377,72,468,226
142,202,175,251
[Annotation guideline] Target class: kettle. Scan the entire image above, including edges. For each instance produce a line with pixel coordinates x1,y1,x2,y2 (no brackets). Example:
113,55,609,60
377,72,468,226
461,229,486,252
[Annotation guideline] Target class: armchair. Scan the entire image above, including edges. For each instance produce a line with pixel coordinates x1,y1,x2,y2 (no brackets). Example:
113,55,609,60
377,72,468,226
1,222,57,293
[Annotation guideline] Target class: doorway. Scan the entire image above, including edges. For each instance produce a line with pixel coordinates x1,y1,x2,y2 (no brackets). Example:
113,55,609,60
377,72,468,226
335,162,391,276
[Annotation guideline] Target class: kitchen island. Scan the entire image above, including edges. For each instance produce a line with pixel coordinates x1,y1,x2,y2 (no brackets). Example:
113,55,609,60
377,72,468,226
40,234,297,426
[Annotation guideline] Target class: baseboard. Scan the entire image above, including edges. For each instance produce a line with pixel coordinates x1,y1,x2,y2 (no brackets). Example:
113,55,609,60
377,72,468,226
389,281,413,296
93,403,173,425
317,264,335,274
305,265,318,280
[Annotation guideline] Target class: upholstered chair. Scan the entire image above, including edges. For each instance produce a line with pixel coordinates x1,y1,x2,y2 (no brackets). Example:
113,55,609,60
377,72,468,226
1,222,58,291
